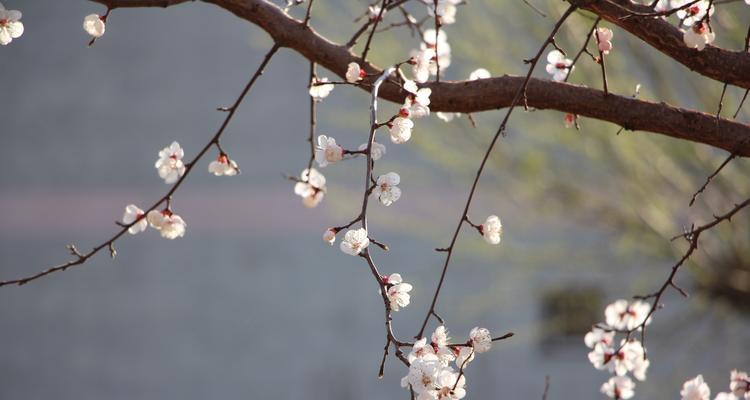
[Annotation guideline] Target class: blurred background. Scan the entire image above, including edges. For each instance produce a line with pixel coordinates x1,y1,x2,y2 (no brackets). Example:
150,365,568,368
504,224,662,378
0,1,748,399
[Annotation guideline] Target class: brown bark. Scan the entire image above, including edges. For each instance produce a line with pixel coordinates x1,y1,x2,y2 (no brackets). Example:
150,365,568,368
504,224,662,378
93,0,750,156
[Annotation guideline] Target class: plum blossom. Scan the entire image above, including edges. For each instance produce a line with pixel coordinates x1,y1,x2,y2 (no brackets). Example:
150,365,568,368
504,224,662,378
147,210,186,239
422,29,451,74
339,227,369,255
407,337,438,363
346,62,365,83
309,77,334,101
403,357,441,394
389,117,414,144
0,2,23,46
322,228,336,245
385,273,412,311
481,215,503,244
83,14,105,38
604,299,651,330
427,0,461,25
403,86,432,119
596,27,614,54
155,141,186,184
411,47,436,83
358,141,386,161
584,326,615,348
469,68,491,81
294,168,326,208
122,204,148,235
469,327,492,353
683,22,715,51
601,376,635,399
374,172,401,206
588,340,644,377
315,135,344,167
675,0,713,26
681,375,711,400
545,50,573,82
730,370,749,398
208,154,239,176
432,325,450,348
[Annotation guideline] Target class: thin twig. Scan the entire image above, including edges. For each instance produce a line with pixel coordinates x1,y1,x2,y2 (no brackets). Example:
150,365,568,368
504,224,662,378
0,44,282,287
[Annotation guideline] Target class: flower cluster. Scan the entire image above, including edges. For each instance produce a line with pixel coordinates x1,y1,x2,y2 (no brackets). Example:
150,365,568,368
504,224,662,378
389,79,431,144
401,326,493,399
411,29,451,83
121,204,187,239
586,300,653,398
679,371,750,400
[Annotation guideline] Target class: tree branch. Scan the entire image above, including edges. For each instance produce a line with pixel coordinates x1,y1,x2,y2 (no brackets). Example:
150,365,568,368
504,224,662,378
575,0,750,89
92,0,750,157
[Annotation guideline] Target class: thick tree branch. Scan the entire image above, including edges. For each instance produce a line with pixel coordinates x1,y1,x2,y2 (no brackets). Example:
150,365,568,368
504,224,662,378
575,0,750,89
92,0,750,156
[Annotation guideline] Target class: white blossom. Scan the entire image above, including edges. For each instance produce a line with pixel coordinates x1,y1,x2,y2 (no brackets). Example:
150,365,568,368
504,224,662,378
408,337,438,363
389,117,414,144
587,340,642,377
83,14,105,38
421,29,451,75
683,23,715,51
404,88,432,119
0,2,23,46
427,0,461,25
604,299,651,330
404,357,441,394
682,375,711,400
147,210,186,239
411,47,436,83
358,141,386,161
294,168,326,208
309,77,334,101
601,376,635,399
469,68,491,81
346,62,365,83
315,135,344,167
385,273,412,311
596,27,613,54
545,50,573,82
481,215,502,244
674,0,713,26
155,141,186,184
374,172,401,206
469,327,492,353
208,154,239,176
436,112,459,122
584,326,615,348
339,228,369,255
432,326,450,348
322,228,336,245
730,370,749,398
122,204,148,235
